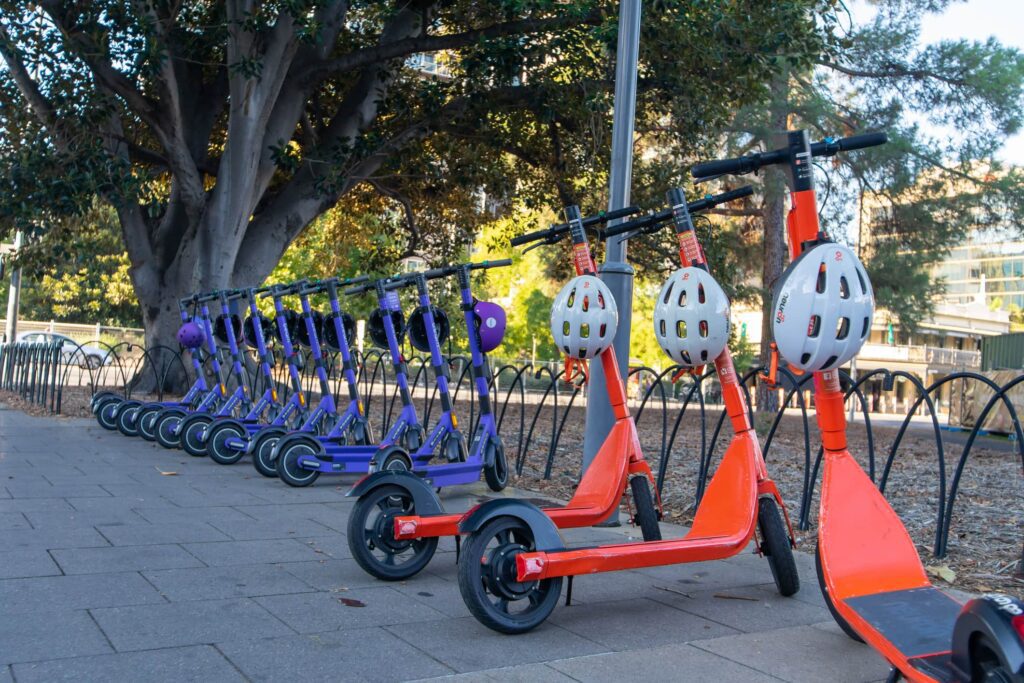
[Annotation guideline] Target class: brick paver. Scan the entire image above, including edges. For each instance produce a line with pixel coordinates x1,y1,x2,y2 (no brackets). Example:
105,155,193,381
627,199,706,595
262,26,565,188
0,405,892,681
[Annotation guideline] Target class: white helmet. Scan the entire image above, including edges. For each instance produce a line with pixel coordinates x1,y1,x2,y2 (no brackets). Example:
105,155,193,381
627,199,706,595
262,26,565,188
654,267,730,367
771,242,874,372
549,274,618,359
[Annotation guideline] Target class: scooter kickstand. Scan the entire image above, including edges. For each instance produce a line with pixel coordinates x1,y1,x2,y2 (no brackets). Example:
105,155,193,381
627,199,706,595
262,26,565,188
454,535,460,564
565,576,574,607
884,668,901,683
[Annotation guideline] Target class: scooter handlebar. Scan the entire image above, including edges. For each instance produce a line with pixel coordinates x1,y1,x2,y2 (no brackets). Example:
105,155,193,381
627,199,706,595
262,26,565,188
602,186,755,238
510,206,640,247
691,132,888,180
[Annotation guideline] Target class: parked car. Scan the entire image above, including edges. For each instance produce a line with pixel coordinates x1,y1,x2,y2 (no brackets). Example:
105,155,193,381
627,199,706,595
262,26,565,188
15,332,110,369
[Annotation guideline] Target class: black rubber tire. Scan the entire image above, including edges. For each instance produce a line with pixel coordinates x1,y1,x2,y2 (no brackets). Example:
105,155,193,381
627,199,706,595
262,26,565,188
252,427,287,478
180,414,213,457
91,391,119,415
970,633,1017,683
347,484,438,581
630,476,662,542
154,409,187,449
347,419,373,446
95,397,121,430
483,441,509,492
378,449,412,472
277,437,323,487
115,401,142,437
136,405,162,441
206,421,247,465
457,516,563,634
757,497,800,597
815,543,864,642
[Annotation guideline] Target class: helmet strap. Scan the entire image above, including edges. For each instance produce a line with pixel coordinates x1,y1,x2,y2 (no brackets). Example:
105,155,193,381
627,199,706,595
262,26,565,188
563,356,589,385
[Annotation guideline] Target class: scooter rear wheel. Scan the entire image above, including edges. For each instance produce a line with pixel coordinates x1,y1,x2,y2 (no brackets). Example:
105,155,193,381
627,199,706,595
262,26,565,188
348,485,438,581
277,437,323,487
115,400,142,437
815,543,863,642
206,421,247,465
180,415,212,457
630,476,662,542
757,497,799,596
252,427,287,478
457,516,563,634
136,405,162,441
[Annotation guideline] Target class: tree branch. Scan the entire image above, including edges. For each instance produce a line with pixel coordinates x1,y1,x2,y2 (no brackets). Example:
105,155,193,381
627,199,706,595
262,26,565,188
0,23,67,149
819,59,971,88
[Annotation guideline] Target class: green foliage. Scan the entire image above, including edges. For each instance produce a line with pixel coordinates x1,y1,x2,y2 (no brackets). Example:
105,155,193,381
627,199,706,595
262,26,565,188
3,203,139,326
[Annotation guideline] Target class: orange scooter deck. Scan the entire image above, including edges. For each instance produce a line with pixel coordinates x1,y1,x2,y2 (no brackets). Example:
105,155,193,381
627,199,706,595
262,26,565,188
516,429,760,580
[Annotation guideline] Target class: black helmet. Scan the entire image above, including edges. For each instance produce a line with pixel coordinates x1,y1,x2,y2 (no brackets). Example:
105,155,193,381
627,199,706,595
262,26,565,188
295,310,326,348
368,308,406,349
276,309,303,346
243,314,275,348
214,313,243,346
407,305,450,353
323,312,357,352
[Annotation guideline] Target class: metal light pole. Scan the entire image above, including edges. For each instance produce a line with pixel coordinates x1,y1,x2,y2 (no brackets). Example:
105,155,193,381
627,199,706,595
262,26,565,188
581,0,641,524
4,230,24,343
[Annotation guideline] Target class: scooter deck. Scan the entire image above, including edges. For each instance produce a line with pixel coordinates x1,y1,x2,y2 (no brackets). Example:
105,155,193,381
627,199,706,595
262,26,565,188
844,587,958,658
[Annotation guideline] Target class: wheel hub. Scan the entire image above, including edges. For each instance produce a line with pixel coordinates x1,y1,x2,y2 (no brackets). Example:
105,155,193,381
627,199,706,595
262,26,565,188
484,543,533,600
372,508,412,553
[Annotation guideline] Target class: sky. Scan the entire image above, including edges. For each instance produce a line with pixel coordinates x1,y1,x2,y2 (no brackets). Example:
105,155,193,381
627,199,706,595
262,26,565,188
854,0,1024,162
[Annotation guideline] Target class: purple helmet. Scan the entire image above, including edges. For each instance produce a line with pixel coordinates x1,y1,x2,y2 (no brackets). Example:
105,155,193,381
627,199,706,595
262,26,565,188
176,321,206,349
473,300,506,353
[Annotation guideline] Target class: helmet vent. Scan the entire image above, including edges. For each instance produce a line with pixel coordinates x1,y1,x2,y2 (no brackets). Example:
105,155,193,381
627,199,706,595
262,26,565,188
659,319,666,336
580,323,590,339
699,321,709,338
862,317,870,338
698,284,706,304
599,323,607,337
678,289,687,307
839,276,850,299
823,354,838,368
663,282,674,305
700,349,708,361
856,267,868,294
808,315,821,338
597,292,606,308
676,320,687,338
562,321,570,336
801,352,812,365
816,264,827,293
836,317,850,340
681,351,692,365
581,294,590,312
567,289,576,307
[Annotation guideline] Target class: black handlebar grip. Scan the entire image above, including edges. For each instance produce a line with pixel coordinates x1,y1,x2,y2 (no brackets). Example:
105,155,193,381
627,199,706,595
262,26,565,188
422,267,451,280
510,226,555,247
689,185,756,212
585,205,641,227
341,274,370,286
691,156,755,179
602,211,665,238
471,258,513,270
837,132,888,152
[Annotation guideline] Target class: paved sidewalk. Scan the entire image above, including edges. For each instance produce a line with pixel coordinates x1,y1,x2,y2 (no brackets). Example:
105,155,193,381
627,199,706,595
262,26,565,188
0,406,892,682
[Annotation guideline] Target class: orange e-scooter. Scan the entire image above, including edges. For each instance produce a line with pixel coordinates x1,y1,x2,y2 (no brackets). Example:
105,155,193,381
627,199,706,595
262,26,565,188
692,130,1024,683
345,204,664,582
449,186,800,633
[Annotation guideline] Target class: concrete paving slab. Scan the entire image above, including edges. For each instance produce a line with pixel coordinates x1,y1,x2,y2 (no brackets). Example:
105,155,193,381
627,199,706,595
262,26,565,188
89,597,294,651
546,642,781,682
0,497,74,512
411,662,576,682
0,609,112,666
51,543,205,574
134,504,254,524
0,511,30,529
0,572,165,613
693,621,891,682
209,516,336,541
0,549,62,579
277,558,412,591
23,508,149,528
385,617,607,673
182,538,330,566
5,482,112,498
648,584,831,633
96,521,232,546
0,526,109,550
143,564,316,601
254,586,446,633
10,645,246,682
218,628,454,682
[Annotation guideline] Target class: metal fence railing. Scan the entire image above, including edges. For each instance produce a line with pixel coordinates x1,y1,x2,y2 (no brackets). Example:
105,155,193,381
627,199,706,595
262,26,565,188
0,338,1020,569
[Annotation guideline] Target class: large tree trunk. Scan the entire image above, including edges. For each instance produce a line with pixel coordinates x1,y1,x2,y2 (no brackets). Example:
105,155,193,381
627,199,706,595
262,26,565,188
755,71,791,416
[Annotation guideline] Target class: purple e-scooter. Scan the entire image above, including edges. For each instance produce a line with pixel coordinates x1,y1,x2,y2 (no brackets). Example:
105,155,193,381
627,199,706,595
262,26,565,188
270,276,426,485
277,260,511,492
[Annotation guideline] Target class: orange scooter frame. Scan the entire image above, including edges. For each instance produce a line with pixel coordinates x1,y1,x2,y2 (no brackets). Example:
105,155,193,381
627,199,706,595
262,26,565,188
450,189,799,634
693,129,1024,682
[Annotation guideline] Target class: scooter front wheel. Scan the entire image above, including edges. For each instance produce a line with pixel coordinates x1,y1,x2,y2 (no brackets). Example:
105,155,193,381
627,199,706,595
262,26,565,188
815,543,863,642
277,438,323,487
347,485,438,581
457,515,562,634
630,476,661,542
154,409,187,449
758,497,799,597
115,400,142,437
483,440,509,492
206,421,247,465
95,397,122,430
252,427,287,478
180,415,212,457
136,405,163,441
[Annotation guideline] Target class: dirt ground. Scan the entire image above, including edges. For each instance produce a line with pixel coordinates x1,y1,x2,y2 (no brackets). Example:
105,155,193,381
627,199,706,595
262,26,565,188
8,386,1023,595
